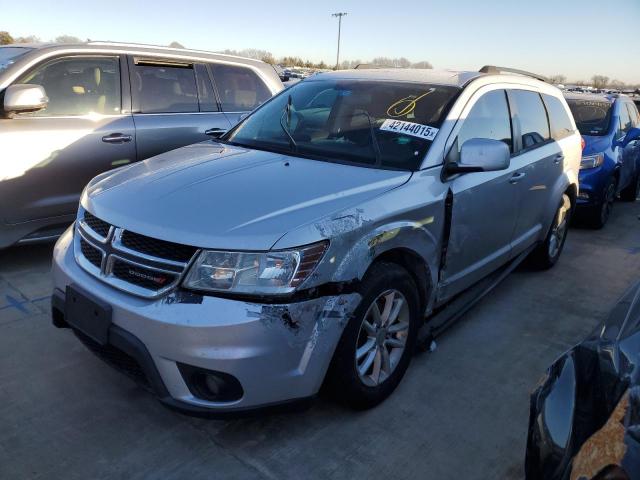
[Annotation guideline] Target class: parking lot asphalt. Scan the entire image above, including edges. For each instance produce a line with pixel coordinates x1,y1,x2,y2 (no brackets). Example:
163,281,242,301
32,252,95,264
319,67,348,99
2,202,640,480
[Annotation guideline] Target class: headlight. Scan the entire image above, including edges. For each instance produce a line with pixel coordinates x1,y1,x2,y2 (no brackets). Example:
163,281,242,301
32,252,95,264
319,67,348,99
183,241,329,295
580,153,604,170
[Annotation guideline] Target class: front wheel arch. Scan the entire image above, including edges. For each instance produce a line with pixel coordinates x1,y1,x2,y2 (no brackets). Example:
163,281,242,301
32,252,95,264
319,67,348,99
366,248,431,318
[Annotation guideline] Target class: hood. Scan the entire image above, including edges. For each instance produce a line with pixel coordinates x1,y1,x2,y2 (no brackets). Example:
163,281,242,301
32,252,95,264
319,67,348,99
84,142,411,250
581,134,613,156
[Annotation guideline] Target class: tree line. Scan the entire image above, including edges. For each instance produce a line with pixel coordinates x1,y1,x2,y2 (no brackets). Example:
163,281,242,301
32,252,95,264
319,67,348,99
1,31,637,87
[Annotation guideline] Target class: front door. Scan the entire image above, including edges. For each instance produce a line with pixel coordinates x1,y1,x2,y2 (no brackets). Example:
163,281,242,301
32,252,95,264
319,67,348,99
616,102,635,191
439,89,520,300
0,55,135,224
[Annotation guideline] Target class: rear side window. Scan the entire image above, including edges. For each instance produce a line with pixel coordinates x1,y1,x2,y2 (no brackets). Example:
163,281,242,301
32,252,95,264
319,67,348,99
542,94,574,140
132,62,199,113
510,90,550,149
194,64,218,112
210,64,271,111
456,89,513,153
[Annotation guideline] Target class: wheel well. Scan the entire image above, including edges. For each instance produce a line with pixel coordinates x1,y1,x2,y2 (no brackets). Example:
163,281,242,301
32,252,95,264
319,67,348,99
565,184,577,208
613,168,621,184
368,249,430,315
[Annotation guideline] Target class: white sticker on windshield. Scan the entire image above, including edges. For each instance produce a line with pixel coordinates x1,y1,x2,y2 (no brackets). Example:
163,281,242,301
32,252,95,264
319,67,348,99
380,119,439,141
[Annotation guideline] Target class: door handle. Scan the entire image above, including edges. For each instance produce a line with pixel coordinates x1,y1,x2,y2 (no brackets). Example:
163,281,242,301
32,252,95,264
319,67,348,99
102,133,132,144
204,127,227,138
553,154,564,165
509,172,526,184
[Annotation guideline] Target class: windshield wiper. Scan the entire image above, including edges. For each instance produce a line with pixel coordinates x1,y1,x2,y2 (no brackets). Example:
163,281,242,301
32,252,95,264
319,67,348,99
279,95,298,152
353,110,382,166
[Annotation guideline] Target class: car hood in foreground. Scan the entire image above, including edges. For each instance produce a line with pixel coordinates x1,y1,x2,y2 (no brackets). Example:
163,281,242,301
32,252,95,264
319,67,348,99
525,280,640,479
83,142,411,250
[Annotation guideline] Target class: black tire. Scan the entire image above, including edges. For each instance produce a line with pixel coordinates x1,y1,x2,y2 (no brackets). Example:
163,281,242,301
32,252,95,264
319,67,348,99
325,262,420,410
586,176,617,229
528,193,572,270
619,173,639,202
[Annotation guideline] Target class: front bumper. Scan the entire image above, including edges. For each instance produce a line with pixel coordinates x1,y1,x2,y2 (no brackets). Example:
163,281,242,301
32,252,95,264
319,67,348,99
575,163,613,208
52,227,361,415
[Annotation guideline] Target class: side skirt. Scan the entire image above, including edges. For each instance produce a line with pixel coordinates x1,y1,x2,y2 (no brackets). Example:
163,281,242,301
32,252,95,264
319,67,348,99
416,244,536,351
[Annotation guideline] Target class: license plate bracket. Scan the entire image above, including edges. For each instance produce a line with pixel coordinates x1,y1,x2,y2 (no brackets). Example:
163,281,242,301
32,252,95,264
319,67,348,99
65,285,112,345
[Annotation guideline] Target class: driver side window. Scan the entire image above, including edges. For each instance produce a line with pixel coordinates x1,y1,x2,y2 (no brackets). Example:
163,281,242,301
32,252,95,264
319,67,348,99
453,90,513,159
17,56,121,117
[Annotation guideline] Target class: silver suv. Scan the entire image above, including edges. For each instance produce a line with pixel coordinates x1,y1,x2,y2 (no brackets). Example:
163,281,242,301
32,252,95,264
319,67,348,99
51,67,581,414
0,42,283,248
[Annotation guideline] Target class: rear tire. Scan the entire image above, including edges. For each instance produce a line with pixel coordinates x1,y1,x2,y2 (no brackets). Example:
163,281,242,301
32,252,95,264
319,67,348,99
528,193,572,270
586,176,617,229
325,262,420,410
619,173,639,202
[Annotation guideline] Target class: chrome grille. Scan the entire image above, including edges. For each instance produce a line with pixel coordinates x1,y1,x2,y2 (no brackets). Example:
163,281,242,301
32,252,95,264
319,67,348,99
74,210,199,298
82,211,111,238
79,237,103,269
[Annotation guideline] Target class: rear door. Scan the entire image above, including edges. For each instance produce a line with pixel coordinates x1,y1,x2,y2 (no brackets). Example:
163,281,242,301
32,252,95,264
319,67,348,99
0,54,135,224
507,89,562,254
208,63,273,126
439,88,520,300
128,57,231,160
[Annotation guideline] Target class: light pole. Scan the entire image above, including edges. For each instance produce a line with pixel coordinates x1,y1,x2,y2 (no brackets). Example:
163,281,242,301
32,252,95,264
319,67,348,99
332,12,347,70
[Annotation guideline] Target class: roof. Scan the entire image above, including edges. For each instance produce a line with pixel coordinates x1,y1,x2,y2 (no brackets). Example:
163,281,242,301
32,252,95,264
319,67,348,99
312,68,482,87
563,92,616,103
310,67,549,88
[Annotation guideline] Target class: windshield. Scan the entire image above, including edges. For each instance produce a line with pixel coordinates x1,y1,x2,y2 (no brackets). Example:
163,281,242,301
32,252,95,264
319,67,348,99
0,47,32,72
566,99,613,136
226,79,459,170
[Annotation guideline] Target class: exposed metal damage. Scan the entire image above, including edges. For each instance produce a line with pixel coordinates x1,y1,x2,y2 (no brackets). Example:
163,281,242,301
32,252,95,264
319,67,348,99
247,293,362,352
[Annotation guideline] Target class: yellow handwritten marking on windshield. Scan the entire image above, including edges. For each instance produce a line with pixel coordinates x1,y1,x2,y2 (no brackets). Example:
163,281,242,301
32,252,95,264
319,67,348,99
386,89,435,118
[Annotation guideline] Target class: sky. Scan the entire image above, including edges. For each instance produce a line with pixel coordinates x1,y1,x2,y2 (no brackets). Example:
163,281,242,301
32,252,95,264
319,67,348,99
3,0,639,83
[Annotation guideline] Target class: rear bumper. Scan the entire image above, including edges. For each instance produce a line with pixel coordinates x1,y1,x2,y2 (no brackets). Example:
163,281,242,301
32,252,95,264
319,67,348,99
51,227,361,415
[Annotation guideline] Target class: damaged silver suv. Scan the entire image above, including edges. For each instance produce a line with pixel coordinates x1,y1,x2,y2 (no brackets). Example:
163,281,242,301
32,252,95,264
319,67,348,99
52,66,581,414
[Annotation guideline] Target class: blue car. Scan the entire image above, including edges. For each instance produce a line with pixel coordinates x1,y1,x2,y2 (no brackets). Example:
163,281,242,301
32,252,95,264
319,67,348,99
565,93,640,227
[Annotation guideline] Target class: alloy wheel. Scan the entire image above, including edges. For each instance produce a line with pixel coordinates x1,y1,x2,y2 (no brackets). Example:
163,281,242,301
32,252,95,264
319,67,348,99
355,289,410,387
600,181,616,225
548,197,571,258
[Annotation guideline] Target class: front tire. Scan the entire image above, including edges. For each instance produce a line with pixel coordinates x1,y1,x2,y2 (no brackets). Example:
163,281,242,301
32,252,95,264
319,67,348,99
586,176,616,229
325,262,420,410
528,193,572,270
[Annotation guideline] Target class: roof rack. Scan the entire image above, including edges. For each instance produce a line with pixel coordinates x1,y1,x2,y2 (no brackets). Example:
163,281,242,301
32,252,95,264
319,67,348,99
354,63,394,69
86,41,256,61
479,65,547,83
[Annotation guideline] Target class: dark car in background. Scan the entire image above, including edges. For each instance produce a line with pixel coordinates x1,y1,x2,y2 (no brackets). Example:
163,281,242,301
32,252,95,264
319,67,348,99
565,93,640,228
0,42,283,248
526,279,640,480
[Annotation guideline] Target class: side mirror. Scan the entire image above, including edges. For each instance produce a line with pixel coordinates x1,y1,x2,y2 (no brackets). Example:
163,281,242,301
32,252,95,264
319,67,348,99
620,127,640,148
280,75,290,82
3,84,48,115
446,138,510,174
